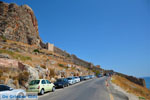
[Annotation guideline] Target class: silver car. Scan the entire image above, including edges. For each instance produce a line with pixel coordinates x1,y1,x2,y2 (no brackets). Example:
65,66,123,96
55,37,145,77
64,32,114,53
0,84,26,100
67,77,75,85
74,77,80,83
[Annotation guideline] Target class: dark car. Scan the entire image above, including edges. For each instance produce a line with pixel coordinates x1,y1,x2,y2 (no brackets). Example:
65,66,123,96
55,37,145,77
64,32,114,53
97,74,102,78
79,76,84,81
54,78,69,88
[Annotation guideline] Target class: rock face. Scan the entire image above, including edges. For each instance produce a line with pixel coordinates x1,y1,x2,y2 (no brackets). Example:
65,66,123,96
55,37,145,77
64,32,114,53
116,72,146,87
71,54,94,68
125,76,146,87
0,1,41,46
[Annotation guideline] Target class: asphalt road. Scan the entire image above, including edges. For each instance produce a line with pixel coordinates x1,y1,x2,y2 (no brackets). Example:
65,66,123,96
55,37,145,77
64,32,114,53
39,77,128,100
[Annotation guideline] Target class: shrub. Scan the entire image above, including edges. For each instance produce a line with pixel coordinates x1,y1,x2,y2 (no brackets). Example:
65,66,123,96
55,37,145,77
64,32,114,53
67,54,71,57
58,63,68,69
0,35,7,42
33,49,40,53
58,63,64,67
95,70,100,76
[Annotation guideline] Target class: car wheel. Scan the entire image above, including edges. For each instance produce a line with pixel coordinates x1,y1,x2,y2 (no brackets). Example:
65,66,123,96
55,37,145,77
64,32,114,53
52,87,55,92
17,92,24,100
62,85,64,88
40,89,44,95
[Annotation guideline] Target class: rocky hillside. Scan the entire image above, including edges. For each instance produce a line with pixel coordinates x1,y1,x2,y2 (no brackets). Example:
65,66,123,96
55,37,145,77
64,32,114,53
105,70,146,87
116,72,146,87
0,1,42,47
0,1,147,93
112,75,150,100
0,39,95,89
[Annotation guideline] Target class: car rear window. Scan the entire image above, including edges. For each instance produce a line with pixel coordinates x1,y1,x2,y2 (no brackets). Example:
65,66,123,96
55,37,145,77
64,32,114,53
41,80,46,84
67,78,72,80
57,79,63,82
29,80,40,85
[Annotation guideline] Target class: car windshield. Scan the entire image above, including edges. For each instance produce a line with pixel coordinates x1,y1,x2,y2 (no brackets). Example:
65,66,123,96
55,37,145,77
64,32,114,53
29,80,40,85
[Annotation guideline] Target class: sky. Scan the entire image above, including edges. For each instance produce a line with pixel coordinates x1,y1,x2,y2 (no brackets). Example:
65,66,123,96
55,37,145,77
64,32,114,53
3,0,150,77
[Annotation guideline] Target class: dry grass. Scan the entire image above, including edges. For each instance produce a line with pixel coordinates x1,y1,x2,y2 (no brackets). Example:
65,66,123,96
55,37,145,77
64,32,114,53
0,49,32,61
112,75,150,100
6,40,38,48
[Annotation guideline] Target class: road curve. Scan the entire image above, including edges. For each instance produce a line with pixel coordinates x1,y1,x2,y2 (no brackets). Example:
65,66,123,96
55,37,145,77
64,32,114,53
39,76,128,100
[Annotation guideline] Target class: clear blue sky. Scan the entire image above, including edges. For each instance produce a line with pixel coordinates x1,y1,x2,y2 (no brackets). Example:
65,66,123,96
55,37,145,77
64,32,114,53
3,0,150,77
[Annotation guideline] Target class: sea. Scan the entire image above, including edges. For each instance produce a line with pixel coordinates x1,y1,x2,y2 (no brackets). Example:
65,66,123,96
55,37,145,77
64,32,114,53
143,77,150,90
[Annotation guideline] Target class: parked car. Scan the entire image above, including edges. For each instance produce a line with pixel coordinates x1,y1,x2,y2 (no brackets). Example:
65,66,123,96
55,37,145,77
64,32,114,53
0,84,26,100
92,75,95,78
97,74,103,78
27,79,55,95
89,75,95,79
89,75,93,79
79,76,84,81
83,76,90,80
67,77,75,85
54,78,69,88
74,77,80,83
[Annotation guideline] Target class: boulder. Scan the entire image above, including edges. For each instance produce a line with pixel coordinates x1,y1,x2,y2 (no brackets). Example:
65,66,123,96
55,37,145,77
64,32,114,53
35,65,46,78
24,64,39,82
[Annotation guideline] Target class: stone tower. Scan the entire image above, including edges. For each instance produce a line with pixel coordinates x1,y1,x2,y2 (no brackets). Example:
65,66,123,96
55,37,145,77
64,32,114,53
46,43,54,52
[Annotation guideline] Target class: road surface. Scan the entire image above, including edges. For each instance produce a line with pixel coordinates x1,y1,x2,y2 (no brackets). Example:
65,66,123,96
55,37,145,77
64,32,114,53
39,77,128,100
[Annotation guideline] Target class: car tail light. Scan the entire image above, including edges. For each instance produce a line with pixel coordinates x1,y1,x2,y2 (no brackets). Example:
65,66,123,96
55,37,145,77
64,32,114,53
37,85,40,89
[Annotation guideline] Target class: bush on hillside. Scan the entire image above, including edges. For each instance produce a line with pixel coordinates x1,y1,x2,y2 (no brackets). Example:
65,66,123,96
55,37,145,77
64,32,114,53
0,35,7,42
33,49,40,53
58,63,64,67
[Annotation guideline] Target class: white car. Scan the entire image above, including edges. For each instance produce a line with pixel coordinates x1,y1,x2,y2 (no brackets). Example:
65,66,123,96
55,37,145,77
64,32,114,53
67,77,75,85
74,77,80,83
0,84,26,100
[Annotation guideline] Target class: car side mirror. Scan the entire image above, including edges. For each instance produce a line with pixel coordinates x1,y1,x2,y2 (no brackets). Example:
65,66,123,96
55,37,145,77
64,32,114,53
9,88,13,91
